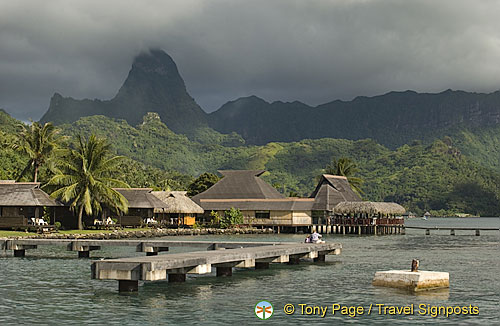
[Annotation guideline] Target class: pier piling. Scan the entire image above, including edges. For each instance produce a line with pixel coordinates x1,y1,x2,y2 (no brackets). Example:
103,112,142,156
313,254,326,262
78,251,90,258
216,267,233,277
119,280,139,292
168,274,186,282
255,262,270,269
13,249,25,257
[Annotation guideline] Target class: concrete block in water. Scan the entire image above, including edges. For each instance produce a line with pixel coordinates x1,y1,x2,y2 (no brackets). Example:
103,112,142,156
372,270,449,291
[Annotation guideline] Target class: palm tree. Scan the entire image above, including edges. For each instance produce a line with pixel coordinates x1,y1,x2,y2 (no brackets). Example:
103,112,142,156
13,121,62,183
47,134,129,229
324,157,364,195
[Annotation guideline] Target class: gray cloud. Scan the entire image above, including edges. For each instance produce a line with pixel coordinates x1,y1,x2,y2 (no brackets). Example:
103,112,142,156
1,0,500,120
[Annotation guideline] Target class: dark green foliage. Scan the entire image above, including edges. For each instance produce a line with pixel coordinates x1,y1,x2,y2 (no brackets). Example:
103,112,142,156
187,172,220,196
46,134,130,229
209,208,244,228
324,157,364,195
221,207,244,228
13,121,63,182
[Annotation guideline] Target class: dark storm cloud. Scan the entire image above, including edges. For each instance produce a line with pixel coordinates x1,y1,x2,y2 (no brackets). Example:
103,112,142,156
1,0,500,120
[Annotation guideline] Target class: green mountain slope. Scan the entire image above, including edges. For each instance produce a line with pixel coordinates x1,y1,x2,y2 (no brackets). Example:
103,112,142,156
57,113,500,216
4,106,500,216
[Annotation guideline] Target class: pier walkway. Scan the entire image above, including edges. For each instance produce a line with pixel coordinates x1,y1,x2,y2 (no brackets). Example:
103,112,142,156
0,238,286,257
91,242,342,292
404,226,500,236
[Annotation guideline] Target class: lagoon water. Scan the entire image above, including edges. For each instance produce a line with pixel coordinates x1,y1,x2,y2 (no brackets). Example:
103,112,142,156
1,218,499,325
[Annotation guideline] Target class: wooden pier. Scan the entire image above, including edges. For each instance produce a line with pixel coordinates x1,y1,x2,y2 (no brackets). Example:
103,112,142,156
313,217,405,235
0,238,285,258
404,226,500,236
91,242,342,292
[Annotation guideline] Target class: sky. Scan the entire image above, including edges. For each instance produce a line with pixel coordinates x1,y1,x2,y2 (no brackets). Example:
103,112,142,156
2,0,500,121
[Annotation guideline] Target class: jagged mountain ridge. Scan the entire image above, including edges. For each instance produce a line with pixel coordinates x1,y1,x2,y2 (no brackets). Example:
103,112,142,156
39,49,500,149
208,90,500,147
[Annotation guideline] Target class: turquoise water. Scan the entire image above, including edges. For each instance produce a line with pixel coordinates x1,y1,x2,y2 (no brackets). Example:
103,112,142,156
1,217,499,325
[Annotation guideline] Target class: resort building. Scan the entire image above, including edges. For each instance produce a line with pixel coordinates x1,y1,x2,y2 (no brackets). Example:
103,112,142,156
192,170,364,229
151,191,204,227
110,188,169,227
0,180,61,229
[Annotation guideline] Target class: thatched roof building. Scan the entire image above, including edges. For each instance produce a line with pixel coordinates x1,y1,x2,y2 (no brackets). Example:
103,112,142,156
192,170,283,203
334,201,406,215
0,181,61,207
310,175,362,211
151,191,204,214
113,188,168,209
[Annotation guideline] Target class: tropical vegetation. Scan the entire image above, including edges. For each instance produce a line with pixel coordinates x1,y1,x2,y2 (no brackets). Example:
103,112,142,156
12,121,63,182
1,109,500,217
46,134,130,229
324,157,364,195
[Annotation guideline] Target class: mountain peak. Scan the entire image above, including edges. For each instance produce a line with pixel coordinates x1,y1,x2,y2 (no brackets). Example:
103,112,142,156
40,49,208,133
115,49,186,101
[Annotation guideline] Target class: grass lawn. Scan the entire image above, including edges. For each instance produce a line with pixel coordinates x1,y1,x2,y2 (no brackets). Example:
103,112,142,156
0,230,37,237
0,228,152,238
58,228,151,235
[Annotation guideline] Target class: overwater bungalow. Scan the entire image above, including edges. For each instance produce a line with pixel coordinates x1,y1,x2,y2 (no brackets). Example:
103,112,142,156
192,170,382,231
0,180,62,229
151,191,204,227
328,201,406,235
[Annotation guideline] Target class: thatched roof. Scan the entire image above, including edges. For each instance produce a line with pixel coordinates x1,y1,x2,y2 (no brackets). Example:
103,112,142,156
151,191,204,214
192,170,284,203
310,175,362,211
333,201,406,215
113,188,168,209
0,181,62,207
198,198,315,211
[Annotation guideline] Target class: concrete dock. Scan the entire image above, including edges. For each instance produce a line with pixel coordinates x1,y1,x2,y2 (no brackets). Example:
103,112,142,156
372,270,449,291
0,238,287,258
91,242,342,292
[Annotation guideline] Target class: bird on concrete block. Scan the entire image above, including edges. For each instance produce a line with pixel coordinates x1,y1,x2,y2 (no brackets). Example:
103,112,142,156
411,259,419,272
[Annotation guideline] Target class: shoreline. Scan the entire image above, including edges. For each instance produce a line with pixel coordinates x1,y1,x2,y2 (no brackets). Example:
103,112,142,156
1,227,274,240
